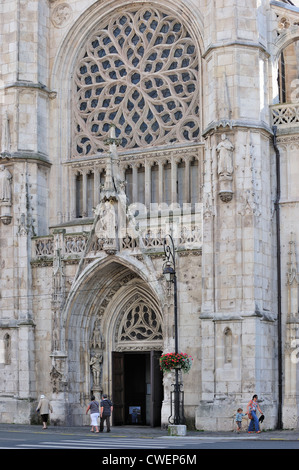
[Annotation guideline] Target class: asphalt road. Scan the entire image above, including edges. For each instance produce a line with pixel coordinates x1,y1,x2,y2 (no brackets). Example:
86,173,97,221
0,425,298,452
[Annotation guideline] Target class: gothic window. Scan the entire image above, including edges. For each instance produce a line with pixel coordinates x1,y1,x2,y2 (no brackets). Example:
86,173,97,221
177,159,185,206
163,161,172,205
125,166,133,204
73,6,200,157
190,157,199,207
278,40,299,104
278,52,286,103
75,173,83,218
87,171,94,217
137,165,145,204
151,163,159,204
118,301,163,343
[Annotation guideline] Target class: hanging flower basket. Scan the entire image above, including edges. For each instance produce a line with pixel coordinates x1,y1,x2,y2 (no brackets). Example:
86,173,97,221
160,352,193,374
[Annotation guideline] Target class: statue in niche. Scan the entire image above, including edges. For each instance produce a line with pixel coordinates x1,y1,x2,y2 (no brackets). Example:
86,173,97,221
0,165,12,204
90,353,103,388
90,320,103,350
216,134,234,178
216,134,234,202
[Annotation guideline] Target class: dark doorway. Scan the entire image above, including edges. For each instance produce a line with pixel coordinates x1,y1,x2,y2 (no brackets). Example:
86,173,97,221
112,350,163,427
124,353,147,424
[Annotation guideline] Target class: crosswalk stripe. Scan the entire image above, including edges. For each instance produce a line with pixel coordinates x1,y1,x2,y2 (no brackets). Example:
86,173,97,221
18,438,168,449
19,444,93,449
54,439,166,448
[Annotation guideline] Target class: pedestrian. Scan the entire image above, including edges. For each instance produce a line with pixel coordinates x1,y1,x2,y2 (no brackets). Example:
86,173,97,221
86,395,100,433
36,394,53,429
247,394,263,434
100,394,113,432
235,407,247,432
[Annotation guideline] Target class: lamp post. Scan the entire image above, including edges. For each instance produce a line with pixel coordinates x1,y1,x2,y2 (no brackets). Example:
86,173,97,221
163,234,184,426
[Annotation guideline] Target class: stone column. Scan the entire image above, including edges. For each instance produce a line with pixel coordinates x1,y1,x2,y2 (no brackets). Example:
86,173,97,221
70,170,77,220
94,167,100,207
145,160,151,208
82,170,88,218
132,163,138,203
171,157,177,205
158,161,164,205
184,157,190,204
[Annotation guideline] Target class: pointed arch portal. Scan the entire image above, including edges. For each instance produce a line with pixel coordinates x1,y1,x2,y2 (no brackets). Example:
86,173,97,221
64,256,164,426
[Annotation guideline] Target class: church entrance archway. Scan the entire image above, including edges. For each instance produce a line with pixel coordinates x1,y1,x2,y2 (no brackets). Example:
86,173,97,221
63,256,165,427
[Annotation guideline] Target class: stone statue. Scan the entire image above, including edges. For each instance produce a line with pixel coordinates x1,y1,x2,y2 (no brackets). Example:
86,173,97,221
0,165,12,204
90,319,103,350
90,353,102,387
216,134,234,177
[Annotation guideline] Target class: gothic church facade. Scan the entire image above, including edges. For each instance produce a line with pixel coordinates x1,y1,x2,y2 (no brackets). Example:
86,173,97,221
1,0,299,430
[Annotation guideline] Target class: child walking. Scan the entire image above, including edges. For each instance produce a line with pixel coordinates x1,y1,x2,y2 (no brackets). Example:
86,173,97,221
235,408,247,432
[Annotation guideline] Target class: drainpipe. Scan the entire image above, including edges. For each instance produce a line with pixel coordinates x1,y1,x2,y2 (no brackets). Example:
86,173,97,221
272,125,283,430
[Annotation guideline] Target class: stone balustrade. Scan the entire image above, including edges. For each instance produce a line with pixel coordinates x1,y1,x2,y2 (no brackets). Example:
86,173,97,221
32,224,202,260
271,103,299,128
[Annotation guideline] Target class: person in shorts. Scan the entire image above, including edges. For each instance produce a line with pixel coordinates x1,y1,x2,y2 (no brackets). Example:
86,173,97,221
86,395,100,433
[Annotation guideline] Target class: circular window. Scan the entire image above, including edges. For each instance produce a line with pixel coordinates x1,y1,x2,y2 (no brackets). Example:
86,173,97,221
73,6,200,156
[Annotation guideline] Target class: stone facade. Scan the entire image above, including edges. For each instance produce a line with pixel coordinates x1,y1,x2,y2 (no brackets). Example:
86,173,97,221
0,0,299,430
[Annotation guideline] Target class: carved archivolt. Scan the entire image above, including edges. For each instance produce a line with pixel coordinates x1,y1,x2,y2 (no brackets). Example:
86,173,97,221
73,6,200,156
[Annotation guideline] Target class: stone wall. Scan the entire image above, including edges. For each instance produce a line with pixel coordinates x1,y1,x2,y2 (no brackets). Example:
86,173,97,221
0,0,299,429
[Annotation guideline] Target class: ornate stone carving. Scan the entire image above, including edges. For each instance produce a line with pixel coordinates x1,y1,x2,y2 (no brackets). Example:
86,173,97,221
51,3,72,28
52,249,65,307
73,6,200,156
50,354,68,393
278,16,291,31
118,302,163,342
287,232,299,286
287,233,299,322
50,366,63,394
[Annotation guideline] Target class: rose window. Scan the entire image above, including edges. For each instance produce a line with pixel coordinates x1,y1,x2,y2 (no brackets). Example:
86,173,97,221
73,7,200,156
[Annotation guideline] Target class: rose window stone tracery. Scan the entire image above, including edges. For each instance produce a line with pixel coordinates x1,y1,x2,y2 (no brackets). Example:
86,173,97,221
73,7,200,156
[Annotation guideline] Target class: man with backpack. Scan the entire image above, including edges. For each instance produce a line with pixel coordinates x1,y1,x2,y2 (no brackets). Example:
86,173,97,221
100,394,113,432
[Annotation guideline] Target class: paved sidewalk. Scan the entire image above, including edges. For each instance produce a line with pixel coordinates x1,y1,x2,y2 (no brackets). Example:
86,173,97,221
0,423,298,441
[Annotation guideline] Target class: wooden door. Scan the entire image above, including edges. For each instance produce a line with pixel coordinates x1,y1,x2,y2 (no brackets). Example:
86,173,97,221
150,350,163,427
112,351,125,425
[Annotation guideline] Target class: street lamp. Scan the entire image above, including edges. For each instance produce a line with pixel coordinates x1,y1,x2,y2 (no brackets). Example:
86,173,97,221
163,234,184,426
